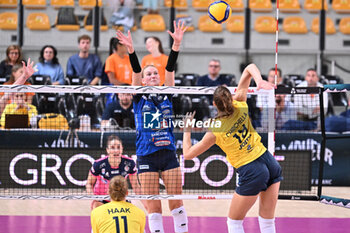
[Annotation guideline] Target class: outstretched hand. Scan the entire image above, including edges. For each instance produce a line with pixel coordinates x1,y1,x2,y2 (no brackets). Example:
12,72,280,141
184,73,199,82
183,111,196,131
116,30,134,53
14,58,36,85
257,80,275,90
168,20,187,47
23,58,35,79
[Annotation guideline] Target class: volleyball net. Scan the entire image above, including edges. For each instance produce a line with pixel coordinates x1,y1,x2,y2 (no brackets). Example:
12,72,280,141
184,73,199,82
0,84,332,200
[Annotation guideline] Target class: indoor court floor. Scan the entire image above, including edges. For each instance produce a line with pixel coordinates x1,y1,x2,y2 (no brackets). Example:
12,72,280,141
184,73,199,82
1,187,350,233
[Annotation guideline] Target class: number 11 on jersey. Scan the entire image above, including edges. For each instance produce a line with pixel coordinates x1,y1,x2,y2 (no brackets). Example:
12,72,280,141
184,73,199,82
113,216,128,233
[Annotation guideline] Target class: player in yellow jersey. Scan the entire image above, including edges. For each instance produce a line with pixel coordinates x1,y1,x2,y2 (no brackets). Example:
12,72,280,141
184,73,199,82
91,175,146,233
183,64,283,233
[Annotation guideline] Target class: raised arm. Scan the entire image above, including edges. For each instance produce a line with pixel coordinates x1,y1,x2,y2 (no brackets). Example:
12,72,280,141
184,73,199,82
234,64,274,102
182,112,216,160
116,30,142,86
164,20,187,86
0,59,35,113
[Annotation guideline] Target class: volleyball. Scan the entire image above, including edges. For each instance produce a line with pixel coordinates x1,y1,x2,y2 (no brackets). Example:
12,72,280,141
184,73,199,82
208,1,232,24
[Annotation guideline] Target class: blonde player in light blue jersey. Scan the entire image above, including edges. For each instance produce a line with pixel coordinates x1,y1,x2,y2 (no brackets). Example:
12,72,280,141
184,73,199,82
183,64,283,233
91,175,146,233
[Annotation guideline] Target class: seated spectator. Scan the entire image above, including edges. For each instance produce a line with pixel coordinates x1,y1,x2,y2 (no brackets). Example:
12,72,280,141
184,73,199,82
66,35,103,85
141,36,168,86
109,0,135,32
294,68,328,124
101,93,135,129
34,45,64,85
256,68,284,111
0,45,24,78
196,59,231,87
0,92,38,128
261,91,297,130
2,64,34,104
325,108,350,133
105,37,132,85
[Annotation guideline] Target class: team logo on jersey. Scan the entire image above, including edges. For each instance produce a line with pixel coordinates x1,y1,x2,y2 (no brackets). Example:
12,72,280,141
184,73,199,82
143,109,162,129
124,165,129,172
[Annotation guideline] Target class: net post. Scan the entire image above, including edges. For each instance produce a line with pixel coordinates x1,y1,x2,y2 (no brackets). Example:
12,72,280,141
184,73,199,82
317,87,326,199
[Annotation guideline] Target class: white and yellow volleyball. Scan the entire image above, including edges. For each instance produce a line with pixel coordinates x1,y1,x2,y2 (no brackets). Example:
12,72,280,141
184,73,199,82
208,1,232,24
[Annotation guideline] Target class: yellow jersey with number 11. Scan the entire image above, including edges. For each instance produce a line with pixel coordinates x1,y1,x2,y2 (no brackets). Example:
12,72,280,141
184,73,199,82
91,200,146,233
211,100,266,169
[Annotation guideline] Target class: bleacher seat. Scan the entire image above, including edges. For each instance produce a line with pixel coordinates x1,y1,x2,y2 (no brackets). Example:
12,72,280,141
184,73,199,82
198,15,223,32
65,75,89,85
28,75,52,85
332,0,350,13
323,75,348,107
339,17,350,34
226,15,244,33
26,13,51,30
51,0,74,8
249,0,272,12
176,73,200,86
55,7,80,31
283,74,304,87
192,0,211,11
304,0,328,12
311,17,336,34
23,0,46,9
283,16,308,34
191,96,210,121
279,0,301,12
76,93,104,126
176,14,195,32
84,9,108,31
254,16,275,33
227,0,244,12
164,0,188,9
140,14,166,32
0,0,17,8
0,12,17,30
0,76,10,84
79,0,102,10
221,73,236,86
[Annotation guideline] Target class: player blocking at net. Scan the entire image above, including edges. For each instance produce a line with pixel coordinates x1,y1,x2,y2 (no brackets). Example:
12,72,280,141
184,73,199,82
116,21,188,233
183,64,283,233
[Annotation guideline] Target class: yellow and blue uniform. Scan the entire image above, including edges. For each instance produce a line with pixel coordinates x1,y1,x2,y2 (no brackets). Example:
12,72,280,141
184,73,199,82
212,100,282,195
211,100,266,169
91,200,146,233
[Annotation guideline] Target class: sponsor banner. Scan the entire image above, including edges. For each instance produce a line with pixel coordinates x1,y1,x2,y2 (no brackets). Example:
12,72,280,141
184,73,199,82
0,130,349,186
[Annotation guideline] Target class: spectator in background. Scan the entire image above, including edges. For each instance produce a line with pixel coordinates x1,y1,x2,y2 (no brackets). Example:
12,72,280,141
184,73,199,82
109,0,135,32
256,68,284,110
0,92,38,128
34,45,64,85
261,87,297,130
294,68,328,124
143,0,158,14
0,45,24,78
2,64,34,104
142,36,168,86
101,93,135,129
105,37,132,85
196,59,231,87
66,35,102,85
